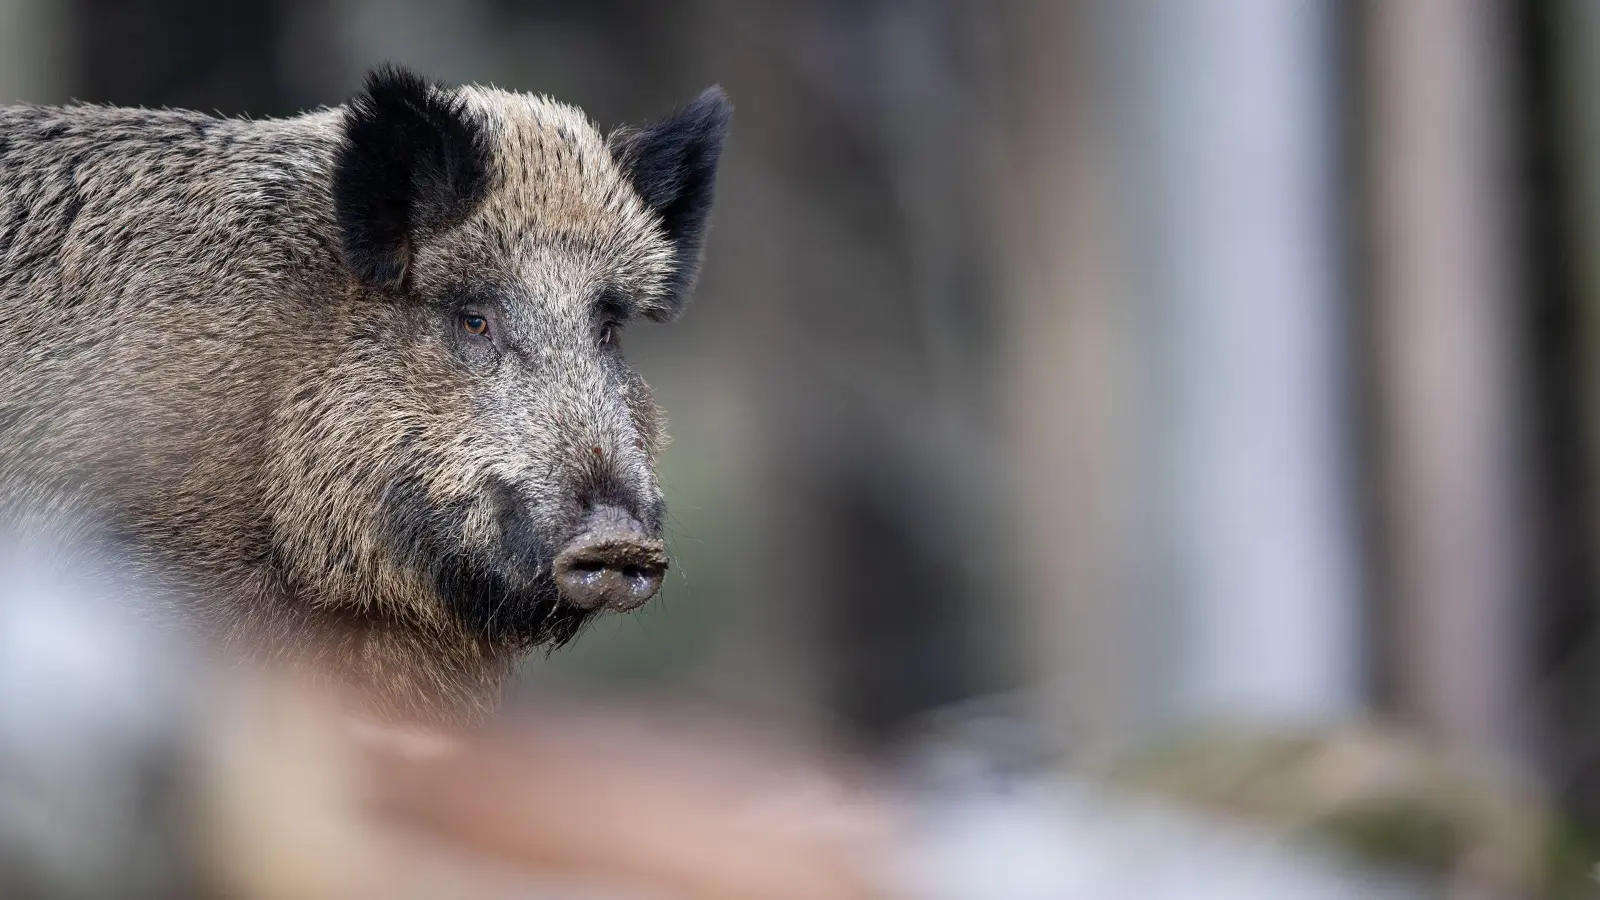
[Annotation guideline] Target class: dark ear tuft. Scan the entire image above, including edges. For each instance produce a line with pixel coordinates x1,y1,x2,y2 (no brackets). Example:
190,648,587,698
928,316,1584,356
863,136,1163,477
333,65,491,288
609,86,732,320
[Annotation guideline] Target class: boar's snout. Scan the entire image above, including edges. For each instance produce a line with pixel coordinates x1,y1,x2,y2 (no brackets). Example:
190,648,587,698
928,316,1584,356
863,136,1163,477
553,505,666,612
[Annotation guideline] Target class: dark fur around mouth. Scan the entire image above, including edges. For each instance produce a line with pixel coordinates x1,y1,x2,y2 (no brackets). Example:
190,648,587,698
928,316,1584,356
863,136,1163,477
383,474,593,646
432,552,593,647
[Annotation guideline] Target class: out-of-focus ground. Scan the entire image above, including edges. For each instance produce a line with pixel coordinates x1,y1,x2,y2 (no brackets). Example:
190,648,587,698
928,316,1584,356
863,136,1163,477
7,0,1600,897
0,547,1464,899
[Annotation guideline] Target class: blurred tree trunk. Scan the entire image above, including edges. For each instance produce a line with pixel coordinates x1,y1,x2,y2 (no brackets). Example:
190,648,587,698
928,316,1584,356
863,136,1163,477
1540,0,1600,818
990,0,1141,757
998,0,1364,754
1109,0,1366,729
1361,0,1536,767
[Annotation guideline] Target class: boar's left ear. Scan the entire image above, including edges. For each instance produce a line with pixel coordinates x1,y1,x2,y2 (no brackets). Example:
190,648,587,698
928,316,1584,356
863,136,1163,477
609,87,732,321
334,65,491,289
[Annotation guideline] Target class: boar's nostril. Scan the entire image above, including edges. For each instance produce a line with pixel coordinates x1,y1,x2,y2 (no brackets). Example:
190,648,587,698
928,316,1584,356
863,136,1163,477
552,506,666,612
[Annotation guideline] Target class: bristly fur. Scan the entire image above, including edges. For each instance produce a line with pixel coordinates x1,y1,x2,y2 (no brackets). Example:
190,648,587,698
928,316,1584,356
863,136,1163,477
0,67,729,723
608,86,732,320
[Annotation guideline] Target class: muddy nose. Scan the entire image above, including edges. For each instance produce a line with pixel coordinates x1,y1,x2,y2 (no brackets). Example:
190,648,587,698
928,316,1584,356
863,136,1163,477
553,505,667,612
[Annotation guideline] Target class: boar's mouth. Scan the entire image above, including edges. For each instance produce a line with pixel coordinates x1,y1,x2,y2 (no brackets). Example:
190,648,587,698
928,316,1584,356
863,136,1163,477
382,474,594,647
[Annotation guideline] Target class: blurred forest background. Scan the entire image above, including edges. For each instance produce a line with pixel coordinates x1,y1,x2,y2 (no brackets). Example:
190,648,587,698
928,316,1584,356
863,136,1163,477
7,0,1600,890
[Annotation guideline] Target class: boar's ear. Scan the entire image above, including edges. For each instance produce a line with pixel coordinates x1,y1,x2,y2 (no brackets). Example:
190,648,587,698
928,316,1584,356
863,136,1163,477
609,86,732,321
333,65,490,289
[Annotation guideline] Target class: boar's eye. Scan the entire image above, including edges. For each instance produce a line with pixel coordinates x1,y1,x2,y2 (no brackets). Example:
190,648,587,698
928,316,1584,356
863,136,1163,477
460,314,489,337
599,322,619,347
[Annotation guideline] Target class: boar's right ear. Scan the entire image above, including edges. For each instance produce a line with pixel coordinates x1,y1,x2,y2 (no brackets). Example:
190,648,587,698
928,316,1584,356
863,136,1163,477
333,66,490,289
609,86,732,321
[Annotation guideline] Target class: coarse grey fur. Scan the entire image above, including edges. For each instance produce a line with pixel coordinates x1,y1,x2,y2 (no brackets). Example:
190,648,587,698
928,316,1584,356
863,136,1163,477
0,69,729,722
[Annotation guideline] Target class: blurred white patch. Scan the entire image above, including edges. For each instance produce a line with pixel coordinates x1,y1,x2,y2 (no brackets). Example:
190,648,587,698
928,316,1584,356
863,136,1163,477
0,537,195,898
